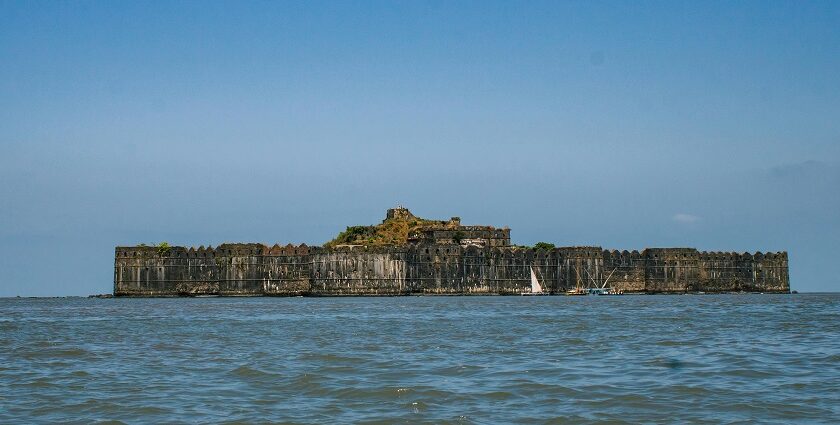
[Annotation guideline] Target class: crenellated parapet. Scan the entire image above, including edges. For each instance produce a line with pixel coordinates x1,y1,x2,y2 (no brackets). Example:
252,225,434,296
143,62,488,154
114,243,316,296
694,250,789,293
114,243,789,296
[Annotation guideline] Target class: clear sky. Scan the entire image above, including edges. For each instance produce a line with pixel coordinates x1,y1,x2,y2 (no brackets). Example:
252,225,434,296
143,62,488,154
1,1,838,295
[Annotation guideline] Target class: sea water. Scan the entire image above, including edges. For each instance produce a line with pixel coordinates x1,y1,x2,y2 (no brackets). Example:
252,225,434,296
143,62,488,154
1,294,838,424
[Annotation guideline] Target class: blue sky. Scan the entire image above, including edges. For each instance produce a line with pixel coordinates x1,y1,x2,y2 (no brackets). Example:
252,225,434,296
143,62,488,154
1,1,838,295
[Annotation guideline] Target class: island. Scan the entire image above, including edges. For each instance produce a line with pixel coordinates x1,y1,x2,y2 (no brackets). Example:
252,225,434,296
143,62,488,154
114,207,789,296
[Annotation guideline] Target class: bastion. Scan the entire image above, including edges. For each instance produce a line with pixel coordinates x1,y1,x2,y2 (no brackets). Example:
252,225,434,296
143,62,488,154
114,207,790,296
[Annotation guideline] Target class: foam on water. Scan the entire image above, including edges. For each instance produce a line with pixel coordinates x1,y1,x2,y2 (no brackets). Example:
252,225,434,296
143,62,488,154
1,294,839,424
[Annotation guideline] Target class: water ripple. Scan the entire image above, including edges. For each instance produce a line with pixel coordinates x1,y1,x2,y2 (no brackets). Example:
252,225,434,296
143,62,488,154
1,294,838,423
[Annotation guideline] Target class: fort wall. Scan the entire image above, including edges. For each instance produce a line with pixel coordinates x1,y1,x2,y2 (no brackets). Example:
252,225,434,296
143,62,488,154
114,245,789,296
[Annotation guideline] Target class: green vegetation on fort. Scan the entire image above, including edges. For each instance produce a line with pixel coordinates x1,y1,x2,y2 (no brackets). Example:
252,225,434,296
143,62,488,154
156,242,171,256
452,231,465,244
324,212,454,247
132,242,173,257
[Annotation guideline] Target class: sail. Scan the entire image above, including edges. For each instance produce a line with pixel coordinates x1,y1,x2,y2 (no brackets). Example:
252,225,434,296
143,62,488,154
530,267,543,294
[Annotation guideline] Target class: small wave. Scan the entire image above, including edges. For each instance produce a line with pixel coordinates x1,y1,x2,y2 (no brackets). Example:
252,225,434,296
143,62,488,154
228,365,280,379
717,368,778,379
397,387,454,401
329,386,408,400
438,364,485,377
655,339,694,347
286,373,328,394
16,377,61,389
660,384,716,397
408,400,428,413
648,357,704,370
17,347,96,361
478,390,516,401
298,352,366,364
129,405,170,415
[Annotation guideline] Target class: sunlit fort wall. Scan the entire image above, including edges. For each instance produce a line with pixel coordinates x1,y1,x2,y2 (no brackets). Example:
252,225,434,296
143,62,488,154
114,244,789,296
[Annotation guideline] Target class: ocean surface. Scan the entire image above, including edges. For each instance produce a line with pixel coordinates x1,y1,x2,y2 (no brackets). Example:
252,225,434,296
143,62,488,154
1,294,838,424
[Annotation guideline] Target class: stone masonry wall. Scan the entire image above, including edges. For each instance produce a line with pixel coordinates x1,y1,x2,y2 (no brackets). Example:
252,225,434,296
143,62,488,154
115,244,789,296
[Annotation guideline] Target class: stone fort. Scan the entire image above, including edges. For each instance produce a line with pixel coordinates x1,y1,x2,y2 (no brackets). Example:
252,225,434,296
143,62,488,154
114,207,790,296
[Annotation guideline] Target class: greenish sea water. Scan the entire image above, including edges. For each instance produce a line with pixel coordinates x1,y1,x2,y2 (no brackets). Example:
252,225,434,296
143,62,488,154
1,294,838,424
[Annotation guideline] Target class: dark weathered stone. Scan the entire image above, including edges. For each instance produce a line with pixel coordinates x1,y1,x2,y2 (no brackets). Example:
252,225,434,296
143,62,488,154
113,209,790,296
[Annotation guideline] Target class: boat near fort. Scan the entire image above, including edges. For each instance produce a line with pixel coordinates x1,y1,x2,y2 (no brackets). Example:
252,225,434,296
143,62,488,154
114,207,790,297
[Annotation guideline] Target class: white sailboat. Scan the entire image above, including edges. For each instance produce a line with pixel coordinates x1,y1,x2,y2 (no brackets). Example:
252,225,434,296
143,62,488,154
524,266,548,295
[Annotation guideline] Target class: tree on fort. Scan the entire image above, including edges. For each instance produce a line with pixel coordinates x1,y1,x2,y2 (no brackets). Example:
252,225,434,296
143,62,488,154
330,226,373,246
534,242,556,251
156,242,171,256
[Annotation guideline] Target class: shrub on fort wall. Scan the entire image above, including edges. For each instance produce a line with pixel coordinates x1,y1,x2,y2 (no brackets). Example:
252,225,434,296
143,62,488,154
534,242,556,251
